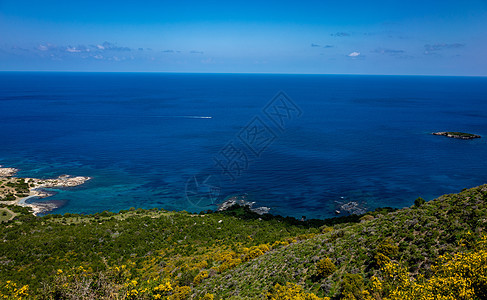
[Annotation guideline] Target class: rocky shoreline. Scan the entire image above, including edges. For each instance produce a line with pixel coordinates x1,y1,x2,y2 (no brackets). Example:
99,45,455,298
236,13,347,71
0,166,19,177
218,194,271,215
0,166,91,215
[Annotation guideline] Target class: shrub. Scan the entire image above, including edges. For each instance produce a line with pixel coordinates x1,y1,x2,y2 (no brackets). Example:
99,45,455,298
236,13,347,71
373,238,398,266
315,258,337,279
414,197,426,207
244,248,264,261
359,215,374,222
374,236,487,299
340,273,367,300
376,238,398,257
321,226,333,234
265,282,329,300
168,286,191,300
374,252,390,267
193,270,209,284
0,281,29,299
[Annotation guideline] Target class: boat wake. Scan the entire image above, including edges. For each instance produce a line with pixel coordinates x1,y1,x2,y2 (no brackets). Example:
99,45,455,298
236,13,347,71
69,113,213,119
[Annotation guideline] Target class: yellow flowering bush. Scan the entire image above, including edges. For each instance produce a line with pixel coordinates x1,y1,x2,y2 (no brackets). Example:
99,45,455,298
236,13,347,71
193,270,209,284
153,280,173,293
315,258,336,279
200,293,214,300
372,236,487,300
0,281,29,300
265,282,330,300
168,285,191,300
320,226,333,234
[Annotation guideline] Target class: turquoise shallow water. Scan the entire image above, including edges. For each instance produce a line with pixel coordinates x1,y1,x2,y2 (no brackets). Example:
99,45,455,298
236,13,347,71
1,72,487,218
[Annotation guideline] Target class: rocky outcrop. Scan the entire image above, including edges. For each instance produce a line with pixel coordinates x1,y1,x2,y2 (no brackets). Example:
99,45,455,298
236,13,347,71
218,194,270,215
432,132,481,140
32,175,92,188
0,166,19,177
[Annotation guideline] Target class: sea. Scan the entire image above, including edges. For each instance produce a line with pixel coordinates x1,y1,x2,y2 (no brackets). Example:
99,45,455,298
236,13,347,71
1,72,486,219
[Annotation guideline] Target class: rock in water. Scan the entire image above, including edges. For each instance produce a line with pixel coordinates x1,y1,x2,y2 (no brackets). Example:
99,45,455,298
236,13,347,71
432,132,481,140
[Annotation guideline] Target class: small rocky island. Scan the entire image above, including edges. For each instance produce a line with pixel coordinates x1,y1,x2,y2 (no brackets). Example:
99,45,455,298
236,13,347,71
432,132,481,140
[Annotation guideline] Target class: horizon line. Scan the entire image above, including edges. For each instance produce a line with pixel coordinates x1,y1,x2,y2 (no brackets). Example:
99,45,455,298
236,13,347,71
1,70,486,78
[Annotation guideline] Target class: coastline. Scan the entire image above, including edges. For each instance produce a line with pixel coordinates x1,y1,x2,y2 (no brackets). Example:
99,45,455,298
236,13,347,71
0,166,91,215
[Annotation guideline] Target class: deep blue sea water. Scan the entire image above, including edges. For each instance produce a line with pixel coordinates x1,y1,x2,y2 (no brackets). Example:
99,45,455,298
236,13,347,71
1,72,487,219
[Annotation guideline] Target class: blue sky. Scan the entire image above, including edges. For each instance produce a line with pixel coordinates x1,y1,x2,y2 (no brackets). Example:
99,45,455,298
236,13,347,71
1,0,486,75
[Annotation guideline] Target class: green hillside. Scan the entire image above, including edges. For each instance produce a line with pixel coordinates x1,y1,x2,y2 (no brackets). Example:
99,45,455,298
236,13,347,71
1,185,487,299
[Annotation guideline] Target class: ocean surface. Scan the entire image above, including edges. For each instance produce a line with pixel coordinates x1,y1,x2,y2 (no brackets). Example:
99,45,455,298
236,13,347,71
1,72,487,219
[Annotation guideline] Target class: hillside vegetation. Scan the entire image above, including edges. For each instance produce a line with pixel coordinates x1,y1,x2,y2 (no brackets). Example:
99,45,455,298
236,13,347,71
1,185,487,299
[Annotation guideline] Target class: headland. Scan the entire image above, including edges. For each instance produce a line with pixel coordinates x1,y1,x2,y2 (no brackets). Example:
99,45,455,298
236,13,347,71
0,165,91,215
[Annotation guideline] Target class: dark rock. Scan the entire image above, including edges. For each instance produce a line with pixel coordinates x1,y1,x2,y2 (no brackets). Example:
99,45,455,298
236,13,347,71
432,131,481,140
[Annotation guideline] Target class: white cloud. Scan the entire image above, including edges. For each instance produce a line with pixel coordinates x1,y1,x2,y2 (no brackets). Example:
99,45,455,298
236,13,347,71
348,51,360,57
66,45,91,53
66,47,81,53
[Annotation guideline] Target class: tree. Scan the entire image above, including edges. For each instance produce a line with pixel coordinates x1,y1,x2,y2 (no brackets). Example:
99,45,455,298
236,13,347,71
414,197,426,207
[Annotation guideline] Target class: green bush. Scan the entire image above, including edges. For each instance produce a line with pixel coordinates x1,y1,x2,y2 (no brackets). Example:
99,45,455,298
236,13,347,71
315,258,337,279
320,226,333,234
377,238,398,257
340,273,365,300
359,215,374,222
414,197,426,207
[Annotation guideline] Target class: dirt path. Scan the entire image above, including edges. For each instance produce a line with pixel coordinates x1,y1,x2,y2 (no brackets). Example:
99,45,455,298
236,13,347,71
0,207,17,222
